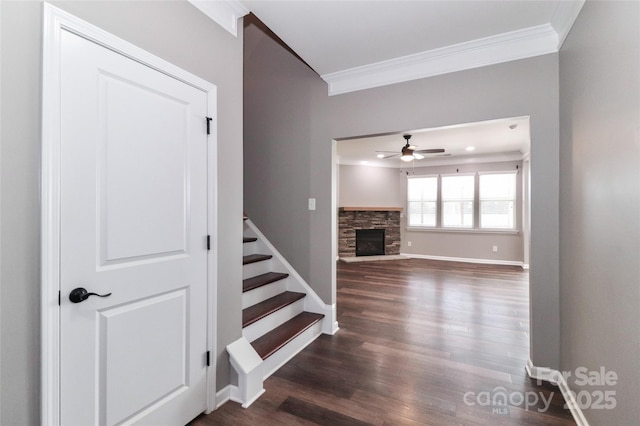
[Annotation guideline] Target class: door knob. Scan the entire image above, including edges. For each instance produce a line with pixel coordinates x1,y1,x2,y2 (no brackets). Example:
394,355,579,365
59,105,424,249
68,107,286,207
69,287,112,303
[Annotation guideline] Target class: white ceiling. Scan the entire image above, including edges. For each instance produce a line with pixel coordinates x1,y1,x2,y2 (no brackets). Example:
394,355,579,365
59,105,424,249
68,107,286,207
239,0,583,94
242,0,557,76
336,116,530,168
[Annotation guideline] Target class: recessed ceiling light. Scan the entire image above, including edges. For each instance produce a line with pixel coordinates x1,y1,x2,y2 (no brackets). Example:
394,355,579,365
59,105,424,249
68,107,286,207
465,146,475,152
360,160,369,165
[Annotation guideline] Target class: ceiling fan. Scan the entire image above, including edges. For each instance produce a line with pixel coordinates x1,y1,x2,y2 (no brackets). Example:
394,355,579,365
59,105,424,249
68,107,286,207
376,134,445,161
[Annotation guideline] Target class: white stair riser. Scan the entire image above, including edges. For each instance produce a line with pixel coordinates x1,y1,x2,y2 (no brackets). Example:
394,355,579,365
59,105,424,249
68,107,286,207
261,321,323,380
243,278,288,309
242,241,258,256
243,299,305,343
243,259,273,278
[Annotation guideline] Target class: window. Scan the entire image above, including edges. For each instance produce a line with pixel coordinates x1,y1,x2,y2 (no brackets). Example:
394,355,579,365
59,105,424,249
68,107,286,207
441,175,474,228
479,172,516,229
407,176,437,226
406,169,518,232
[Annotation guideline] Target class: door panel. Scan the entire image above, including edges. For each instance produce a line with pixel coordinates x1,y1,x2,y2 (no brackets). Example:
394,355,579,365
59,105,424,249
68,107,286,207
98,289,188,425
59,28,208,426
98,72,190,265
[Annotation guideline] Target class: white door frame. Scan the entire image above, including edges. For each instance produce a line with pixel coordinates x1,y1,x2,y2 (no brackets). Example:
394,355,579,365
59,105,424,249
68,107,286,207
41,4,218,424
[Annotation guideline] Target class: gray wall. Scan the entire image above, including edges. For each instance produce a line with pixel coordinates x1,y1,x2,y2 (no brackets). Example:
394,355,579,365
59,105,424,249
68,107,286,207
244,18,333,302
559,1,640,424
244,17,560,369
0,1,244,423
338,165,403,207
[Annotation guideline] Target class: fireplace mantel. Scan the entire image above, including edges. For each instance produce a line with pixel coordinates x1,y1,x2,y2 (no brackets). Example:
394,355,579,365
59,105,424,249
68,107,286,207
339,207,403,212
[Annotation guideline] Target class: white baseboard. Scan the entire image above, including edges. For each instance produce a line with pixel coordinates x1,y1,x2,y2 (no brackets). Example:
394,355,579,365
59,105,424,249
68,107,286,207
525,358,560,384
526,359,590,426
401,252,526,268
215,384,240,409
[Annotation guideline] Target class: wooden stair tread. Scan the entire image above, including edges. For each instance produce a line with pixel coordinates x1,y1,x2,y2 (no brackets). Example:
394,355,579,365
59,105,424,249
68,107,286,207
251,312,324,360
243,272,289,293
243,291,305,327
243,237,258,243
243,253,272,265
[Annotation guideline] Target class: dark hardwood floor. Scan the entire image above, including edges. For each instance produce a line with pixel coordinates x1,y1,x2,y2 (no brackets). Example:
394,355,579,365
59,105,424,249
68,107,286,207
191,258,575,425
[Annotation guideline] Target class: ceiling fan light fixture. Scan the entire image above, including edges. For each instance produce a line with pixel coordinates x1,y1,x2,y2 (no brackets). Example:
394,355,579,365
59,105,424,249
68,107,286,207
401,134,415,161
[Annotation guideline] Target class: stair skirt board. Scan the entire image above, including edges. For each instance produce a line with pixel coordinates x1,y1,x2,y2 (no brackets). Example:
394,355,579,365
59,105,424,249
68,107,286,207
243,299,305,342
242,278,288,309
260,319,323,380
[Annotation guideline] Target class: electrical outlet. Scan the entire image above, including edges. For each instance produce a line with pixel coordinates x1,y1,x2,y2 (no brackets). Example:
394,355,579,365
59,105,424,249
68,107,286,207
308,198,316,210
492,245,498,252
407,241,412,247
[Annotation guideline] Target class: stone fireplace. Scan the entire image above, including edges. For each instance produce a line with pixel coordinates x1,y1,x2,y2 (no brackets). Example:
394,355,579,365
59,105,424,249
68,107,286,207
338,207,402,258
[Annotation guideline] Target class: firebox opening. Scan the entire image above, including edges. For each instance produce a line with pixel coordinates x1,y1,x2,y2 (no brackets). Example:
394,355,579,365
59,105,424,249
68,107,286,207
356,229,385,256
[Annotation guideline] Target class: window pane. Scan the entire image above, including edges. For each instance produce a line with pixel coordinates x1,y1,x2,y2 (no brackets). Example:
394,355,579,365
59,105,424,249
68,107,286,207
408,177,437,200
407,179,422,200
480,174,516,199
442,201,473,227
480,201,514,228
407,177,437,227
408,201,436,226
441,175,474,228
441,175,474,199
479,173,516,229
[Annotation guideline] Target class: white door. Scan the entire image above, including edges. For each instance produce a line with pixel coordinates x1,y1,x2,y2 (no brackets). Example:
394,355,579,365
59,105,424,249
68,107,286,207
59,29,209,425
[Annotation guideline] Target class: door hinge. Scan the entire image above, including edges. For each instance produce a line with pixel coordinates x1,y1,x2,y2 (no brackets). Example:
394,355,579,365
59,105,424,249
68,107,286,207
207,235,211,250
206,350,211,367
58,290,61,306
206,117,212,135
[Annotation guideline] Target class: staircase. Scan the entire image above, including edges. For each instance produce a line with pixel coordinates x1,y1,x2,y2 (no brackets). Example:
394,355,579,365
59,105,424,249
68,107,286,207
225,216,338,408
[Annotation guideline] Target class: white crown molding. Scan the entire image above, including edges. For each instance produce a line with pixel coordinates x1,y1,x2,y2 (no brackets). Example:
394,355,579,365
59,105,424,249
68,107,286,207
322,24,559,96
550,0,585,48
188,0,249,37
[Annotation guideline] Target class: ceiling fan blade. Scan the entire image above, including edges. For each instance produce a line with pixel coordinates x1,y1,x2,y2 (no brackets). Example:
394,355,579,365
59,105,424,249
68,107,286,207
414,148,445,154
382,153,400,159
375,150,399,154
